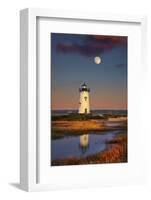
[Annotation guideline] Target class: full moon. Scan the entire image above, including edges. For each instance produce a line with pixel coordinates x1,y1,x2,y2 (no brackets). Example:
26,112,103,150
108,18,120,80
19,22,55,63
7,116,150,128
94,56,101,64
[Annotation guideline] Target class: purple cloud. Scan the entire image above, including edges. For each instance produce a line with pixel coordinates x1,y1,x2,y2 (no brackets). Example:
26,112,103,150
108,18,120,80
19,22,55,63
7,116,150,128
56,35,127,57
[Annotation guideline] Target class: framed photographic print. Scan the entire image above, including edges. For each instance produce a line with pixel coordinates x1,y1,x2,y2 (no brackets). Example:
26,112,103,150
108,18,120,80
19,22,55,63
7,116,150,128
20,8,147,191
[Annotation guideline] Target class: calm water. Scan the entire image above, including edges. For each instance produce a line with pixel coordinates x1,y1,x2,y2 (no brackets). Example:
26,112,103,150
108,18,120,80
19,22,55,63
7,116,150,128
51,128,124,161
51,109,127,161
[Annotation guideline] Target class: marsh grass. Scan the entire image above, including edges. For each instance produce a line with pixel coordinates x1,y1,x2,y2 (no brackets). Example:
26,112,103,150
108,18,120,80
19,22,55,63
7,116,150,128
52,113,127,121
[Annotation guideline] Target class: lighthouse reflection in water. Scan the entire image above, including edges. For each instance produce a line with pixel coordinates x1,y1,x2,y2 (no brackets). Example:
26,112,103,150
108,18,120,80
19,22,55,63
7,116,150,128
51,130,119,161
79,134,89,154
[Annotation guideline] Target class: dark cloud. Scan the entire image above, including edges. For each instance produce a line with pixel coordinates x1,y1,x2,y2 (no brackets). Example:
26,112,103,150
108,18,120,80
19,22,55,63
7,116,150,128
56,35,127,57
90,35,127,45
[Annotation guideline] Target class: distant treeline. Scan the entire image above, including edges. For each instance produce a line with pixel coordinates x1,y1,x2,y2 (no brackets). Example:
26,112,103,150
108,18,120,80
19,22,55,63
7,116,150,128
51,113,127,121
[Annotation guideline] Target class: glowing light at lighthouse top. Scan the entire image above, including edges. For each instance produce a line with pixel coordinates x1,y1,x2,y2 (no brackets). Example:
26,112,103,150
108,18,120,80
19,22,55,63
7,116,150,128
79,83,90,92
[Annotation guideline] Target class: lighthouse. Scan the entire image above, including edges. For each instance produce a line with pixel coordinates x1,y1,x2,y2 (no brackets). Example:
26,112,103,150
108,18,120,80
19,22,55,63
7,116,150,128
78,83,90,114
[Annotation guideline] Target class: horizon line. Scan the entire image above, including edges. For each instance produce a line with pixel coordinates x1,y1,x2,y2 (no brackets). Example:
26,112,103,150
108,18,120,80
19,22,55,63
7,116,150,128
51,109,127,111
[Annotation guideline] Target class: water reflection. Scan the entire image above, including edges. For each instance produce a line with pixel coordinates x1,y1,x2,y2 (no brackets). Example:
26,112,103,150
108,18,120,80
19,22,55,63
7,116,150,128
51,130,120,161
79,134,89,154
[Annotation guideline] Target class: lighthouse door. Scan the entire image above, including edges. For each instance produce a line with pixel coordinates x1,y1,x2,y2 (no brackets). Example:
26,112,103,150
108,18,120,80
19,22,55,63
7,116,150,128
85,108,87,114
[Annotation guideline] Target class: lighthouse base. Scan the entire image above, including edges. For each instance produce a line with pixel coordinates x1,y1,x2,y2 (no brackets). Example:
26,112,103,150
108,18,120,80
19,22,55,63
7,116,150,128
78,109,90,114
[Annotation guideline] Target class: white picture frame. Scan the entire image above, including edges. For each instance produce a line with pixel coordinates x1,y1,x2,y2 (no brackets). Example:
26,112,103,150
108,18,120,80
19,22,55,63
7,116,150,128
20,8,147,191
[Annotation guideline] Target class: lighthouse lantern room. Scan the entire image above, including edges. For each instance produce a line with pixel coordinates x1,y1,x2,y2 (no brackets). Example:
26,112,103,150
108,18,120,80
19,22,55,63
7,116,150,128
78,83,90,114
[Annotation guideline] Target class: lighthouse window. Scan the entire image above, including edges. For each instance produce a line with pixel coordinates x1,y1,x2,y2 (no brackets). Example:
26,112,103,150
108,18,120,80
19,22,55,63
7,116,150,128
84,97,87,101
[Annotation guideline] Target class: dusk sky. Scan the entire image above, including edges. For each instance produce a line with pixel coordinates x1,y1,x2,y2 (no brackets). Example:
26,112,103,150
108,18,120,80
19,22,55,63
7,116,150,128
51,33,127,110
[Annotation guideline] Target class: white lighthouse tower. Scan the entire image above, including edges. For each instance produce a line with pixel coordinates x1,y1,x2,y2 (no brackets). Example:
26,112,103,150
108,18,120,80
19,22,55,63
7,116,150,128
78,83,90,114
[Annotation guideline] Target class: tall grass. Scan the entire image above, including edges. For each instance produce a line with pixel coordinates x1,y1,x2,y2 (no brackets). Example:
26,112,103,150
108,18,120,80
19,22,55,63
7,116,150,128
52,113,127,121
